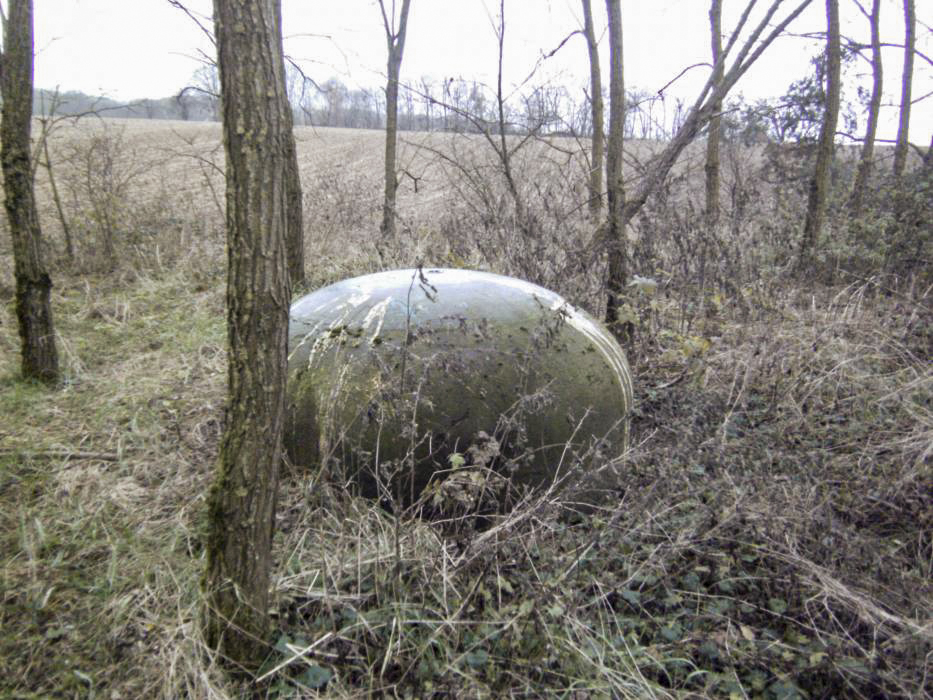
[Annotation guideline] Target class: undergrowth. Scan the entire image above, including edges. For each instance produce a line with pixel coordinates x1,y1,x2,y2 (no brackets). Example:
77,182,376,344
0,121,929,698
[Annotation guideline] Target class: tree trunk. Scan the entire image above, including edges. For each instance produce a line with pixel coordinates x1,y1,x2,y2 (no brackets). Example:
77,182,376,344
274,6,305,288
581,0,604,217
799,0,841,265
205,0,293,669
892,0,914,180
40,137,74,262
379,0,412,240
849,0,882,215
603,0,632,347
705,0,724,227
1,0,60,385
284,121,304,288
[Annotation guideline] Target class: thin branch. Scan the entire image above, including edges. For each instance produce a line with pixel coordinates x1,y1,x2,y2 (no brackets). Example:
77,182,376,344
165,0,215,46
910,87,933,105
178,84,218,100
541,29,582,60
790,30,933,68
657,63,711,97
850,0,871,20
377,0,393,44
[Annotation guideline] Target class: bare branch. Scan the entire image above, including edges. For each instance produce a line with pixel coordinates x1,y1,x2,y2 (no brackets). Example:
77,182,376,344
165,0,215,46
850,0,871,20
377,0,393,44
657,63,711,97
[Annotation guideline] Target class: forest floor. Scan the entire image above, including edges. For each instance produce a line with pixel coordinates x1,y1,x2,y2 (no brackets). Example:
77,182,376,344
0,119,930,698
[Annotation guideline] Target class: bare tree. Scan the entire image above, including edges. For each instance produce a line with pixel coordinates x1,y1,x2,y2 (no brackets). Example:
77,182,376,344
581,0,604,216
489,0,528,229
141,98,157,119
204,0,293,668
603,0,631,346
892,0,914,179
705,0,724,226
1,0,60,384
185,63,221,120
378,0,413,240
176,90,194,121
618,0,814,231
424,3,536,227
34,90,75,261
799,0,841,265
849,0,882,215
419,76,435,129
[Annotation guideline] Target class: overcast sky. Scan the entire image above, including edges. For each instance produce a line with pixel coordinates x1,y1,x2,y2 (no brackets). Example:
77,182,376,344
32,0,931,144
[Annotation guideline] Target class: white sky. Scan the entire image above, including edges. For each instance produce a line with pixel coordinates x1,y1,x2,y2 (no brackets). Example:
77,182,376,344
32,0,932,144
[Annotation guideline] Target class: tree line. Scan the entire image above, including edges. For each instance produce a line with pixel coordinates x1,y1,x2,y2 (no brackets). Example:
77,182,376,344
32,75,752,143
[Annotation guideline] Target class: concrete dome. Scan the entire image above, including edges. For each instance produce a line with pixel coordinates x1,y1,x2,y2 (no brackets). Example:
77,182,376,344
285,268,633,506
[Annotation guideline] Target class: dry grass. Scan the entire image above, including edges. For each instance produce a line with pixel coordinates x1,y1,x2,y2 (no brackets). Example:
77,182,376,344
0,118,930,698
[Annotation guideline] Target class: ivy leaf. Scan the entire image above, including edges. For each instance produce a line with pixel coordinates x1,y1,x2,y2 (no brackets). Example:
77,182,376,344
681,572,701,590
464,649,489,668
809,651,827,667
768,598,788,614
769,680,802,699
297,664,333,689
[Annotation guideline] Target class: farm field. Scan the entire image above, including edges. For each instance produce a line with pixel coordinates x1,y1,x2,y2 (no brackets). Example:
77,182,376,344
0,118,930,698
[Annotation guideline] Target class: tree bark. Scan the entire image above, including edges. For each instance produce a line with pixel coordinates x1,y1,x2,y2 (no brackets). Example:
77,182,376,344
581,0,604,217
849,0,882,215
379,0,412,240
284,118,304,288
892,0,914,180
205,0,292,670
603,0,631,347
1,0,60,385
799,0,841,265
705,0,724,227
274,6,305,288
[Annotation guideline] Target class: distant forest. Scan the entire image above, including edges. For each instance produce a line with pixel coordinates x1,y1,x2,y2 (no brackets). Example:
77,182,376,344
35,61,842,146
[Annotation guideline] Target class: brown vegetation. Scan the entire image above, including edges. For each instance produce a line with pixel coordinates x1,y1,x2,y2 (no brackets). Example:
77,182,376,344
0,117,930,697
